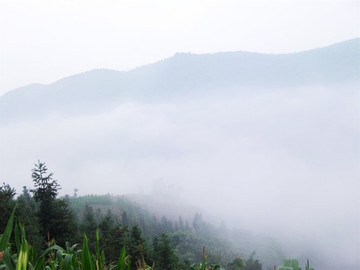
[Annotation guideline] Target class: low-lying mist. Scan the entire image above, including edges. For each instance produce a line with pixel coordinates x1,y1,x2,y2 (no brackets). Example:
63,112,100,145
1,83,359,269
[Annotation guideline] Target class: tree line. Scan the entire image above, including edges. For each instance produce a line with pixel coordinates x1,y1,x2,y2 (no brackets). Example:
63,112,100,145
0,161,271,269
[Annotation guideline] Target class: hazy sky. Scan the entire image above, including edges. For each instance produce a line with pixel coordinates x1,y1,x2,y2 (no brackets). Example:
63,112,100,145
0,0,359,95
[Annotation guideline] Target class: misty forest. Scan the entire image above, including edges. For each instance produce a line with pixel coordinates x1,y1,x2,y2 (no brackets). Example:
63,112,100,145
0,39,359,270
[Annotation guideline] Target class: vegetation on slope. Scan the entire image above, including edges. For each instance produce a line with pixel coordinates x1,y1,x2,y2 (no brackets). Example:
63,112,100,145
0,161,315,269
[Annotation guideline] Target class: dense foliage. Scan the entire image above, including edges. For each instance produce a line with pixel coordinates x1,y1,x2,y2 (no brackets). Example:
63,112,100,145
0,161,315,270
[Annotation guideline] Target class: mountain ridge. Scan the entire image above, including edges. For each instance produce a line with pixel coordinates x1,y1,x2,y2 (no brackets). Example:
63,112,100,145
3,38,359,96
0,38,359,123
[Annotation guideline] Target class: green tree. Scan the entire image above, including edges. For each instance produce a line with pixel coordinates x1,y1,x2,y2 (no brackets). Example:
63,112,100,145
245,253,262,270
16,186,43,251
98,210,116,261
50,198,78,246
152,233,179,270
30,161,77,246
229,257,246,270
192,212,203,233
121,211,130,226
31,160,60,202
30,161,59,238
81,204,98,252
129,225,150,269
0,182,16,232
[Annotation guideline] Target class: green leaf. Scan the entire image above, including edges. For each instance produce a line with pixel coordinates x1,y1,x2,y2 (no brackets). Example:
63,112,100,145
63,254,75,270
16,236,29,270
33,256,45,270
2,248,16,270
14,223,20,253
81,234,94,270
115,246,127,270
0,205,17,252
40,245,66,258
95,229,103,270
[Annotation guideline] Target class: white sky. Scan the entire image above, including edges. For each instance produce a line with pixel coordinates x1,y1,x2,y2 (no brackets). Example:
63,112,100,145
0,0,359,96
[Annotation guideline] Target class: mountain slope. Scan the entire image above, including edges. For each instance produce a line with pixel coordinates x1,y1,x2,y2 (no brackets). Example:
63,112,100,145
0,38,359,123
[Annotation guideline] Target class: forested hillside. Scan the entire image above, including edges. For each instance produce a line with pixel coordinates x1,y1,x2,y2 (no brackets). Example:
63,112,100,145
0,161,315,270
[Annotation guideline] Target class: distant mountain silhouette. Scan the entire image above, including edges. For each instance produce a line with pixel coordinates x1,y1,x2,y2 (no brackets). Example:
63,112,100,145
1,38,359,123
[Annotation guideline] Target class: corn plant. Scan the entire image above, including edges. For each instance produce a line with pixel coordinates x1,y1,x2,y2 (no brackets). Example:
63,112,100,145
115,245,130,270
0,206,134,270
0,205,17,270
134,243,153,270
15,224,28,270
277,259,300,270
0,205,16,253
190,247,221,270
277,259,315,270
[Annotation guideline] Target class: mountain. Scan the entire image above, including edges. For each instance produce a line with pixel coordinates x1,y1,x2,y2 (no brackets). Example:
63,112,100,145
0,38,359,124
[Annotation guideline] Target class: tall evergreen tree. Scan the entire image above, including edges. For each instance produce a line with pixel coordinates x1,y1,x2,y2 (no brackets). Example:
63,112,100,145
192,212,203,232
229,257,246,270
129,225,150,270
81,204,98,251
121,211,130,226
152,233,179,270
98,209,116,259
30,161,59,239
245,253,262,270
51,198,78,246
30,160,77,245
31,160,60,202
16,186,43,251
0,183,16,232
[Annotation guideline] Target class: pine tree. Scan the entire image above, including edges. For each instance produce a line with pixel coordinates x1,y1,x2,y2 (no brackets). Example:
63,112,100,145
31,160,60,202
16,186,42,251
229,257,246,270
30,161,59,239
245,253,262,270
30,160,77,246
50,198,78,246
129,225,150,269
152,233,179,270
0,183,16,232
81,204,98,252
